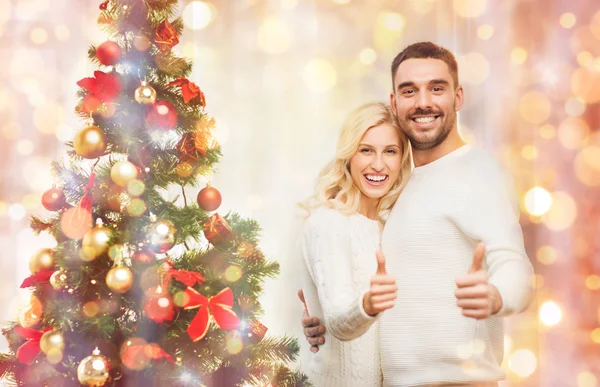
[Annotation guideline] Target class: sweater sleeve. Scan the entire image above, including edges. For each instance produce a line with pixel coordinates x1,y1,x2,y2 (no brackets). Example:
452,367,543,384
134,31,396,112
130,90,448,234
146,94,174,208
300,210,377,341
455,161,535,317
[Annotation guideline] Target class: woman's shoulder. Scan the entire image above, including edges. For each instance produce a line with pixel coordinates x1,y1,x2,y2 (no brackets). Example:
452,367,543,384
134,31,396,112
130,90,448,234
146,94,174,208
302,206,350,235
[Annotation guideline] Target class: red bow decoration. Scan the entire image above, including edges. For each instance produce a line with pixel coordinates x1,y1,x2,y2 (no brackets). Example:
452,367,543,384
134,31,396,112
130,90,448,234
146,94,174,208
77,71,122,113
20,269,54,288
14,327,52,365
166,77,206,106
124,343,174,365
183,287,240,342
165,269,205,287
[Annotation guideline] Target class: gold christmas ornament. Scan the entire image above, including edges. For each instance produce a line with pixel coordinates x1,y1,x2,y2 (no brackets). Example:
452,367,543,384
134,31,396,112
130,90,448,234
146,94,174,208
134,81,157,104
106,265,134,294
40,330,65,354
50,269,69,291
74,125,107,159
81,220,113,261
77,348,111,386
110,160,138,187
147,220,177,253
29,248,55,274
19,295,43,328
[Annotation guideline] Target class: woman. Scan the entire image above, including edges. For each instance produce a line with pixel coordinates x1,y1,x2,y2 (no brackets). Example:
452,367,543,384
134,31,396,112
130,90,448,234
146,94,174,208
298,102,412,387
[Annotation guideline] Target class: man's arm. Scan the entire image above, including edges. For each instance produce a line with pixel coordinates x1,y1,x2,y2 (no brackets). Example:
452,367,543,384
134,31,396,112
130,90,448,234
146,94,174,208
298,289,326,353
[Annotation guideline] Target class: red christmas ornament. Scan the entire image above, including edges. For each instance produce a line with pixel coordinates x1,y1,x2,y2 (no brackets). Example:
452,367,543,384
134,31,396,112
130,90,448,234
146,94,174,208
145,100,178,131
42,187,66,211
144,292,175,324
197,186,222,211
166,77,206,106
203,214,233,245
96,41,122,66
132,248,155,264
99,0,109,10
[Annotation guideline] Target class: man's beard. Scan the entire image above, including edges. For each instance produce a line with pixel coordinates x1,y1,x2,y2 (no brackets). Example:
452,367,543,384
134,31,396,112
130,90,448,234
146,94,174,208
398,106,456,151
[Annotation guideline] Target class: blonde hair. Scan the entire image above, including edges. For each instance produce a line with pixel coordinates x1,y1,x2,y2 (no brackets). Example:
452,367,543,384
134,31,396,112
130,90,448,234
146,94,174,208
301,102,412,220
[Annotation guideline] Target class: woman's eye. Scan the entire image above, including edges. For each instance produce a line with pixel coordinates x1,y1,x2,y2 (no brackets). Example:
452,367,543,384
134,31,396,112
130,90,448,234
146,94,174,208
360,148,371,153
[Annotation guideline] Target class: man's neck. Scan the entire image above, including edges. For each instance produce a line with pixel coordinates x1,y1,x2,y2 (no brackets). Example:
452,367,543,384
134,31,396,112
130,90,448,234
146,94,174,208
412,133,465,167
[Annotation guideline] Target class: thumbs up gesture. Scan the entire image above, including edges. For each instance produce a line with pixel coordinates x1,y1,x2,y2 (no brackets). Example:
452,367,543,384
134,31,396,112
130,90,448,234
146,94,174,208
363,250,398,316
455,243,503,319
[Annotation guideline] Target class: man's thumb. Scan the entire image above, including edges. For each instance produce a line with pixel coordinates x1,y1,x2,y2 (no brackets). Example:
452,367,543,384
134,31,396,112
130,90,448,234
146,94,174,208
376,250,387,274
469,242,486,273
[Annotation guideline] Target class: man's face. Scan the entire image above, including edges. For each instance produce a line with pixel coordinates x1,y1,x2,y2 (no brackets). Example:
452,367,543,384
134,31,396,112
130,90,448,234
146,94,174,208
389,58,463,151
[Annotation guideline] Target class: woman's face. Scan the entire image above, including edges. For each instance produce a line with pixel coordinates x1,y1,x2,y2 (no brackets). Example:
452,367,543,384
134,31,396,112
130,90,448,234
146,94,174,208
349,122,403,204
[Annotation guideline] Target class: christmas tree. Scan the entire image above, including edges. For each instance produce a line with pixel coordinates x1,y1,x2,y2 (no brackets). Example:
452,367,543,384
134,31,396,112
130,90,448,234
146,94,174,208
0,1,309,386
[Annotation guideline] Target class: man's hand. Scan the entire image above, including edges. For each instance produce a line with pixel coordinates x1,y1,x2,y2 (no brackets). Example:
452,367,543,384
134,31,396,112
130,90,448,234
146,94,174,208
363,250,398,316
298,289,326,353
455,243,503,319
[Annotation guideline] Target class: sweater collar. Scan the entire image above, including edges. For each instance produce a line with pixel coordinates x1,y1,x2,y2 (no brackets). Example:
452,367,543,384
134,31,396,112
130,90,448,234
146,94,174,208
411,144,473,175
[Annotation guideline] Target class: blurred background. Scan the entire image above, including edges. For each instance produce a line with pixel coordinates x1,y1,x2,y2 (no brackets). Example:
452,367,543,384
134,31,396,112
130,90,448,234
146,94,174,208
0,0,599,386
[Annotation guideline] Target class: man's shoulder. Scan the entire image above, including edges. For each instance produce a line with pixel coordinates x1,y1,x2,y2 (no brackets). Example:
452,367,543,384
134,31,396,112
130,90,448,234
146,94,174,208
460,145,506,177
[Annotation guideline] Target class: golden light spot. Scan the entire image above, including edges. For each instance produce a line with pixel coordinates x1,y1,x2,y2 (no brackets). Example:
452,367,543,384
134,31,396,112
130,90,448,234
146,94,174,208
574,146,600,186
577,52,594,68
127,180,145,197
558,117,589,149
173,290,190,307
565,97,586,116
586,275,600,290
22,194,39,210
539,301,562,326
303,58,337,92
126,198,147,217
578,371,597,387
373,12,405,51
519,91,551,124
458,53,490,85
182,1,216,31
524,187,552,216
540,124,556,139
359,48,377,65
544,191,577,231
559,13,576,29
30,27,48,44
224,265,243,282
521,145,538,160
477,24,494,40
571,67,600,103
453,0,487,18
54,24,70,41
592,10,600,40
508,349,537,377
257,17,292,54
537,246,557,265
83,301,100,317
225,331,244,354
511,48,528,65
591,328,600,344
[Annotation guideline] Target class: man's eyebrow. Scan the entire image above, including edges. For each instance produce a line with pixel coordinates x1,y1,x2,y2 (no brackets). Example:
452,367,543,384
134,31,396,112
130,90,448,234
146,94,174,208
397,79,450,91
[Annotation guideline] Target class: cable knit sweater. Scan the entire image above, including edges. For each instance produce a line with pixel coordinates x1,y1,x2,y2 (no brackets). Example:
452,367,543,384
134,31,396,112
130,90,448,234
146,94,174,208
380,145,534,387
299,207,383,387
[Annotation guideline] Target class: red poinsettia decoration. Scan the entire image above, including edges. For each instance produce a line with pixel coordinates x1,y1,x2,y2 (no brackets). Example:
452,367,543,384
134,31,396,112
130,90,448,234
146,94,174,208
77,71,122,113
14,327,52,365
166,77,206,106
155,19,179,52
20,269,54,288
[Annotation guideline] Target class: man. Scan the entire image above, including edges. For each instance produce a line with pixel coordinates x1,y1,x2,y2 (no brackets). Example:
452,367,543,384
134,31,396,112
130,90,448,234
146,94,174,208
298,41,534,386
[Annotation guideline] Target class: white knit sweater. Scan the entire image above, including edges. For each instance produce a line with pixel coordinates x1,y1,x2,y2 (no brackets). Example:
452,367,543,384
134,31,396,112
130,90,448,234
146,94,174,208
380,145,534,387
299,207,383,387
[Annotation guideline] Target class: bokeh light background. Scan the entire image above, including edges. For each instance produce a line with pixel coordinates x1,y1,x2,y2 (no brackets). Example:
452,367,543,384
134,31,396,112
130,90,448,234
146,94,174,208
1,0,600,386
